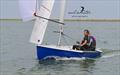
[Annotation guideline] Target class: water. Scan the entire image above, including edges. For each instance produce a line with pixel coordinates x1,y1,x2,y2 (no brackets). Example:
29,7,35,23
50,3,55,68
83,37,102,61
0,20,120,75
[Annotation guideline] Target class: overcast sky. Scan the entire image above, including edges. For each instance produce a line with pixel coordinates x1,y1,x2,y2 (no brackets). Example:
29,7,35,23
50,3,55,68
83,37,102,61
0,0,120,19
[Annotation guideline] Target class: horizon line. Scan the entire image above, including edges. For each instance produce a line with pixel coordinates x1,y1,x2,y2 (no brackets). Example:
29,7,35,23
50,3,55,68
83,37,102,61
0,18,120,22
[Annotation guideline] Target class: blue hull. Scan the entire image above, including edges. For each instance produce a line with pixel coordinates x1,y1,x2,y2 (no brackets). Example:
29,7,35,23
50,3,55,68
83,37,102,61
37,46,102,60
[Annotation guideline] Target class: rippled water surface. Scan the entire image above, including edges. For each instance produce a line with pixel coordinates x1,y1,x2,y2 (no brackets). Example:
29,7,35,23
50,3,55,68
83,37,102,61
0,20,120,75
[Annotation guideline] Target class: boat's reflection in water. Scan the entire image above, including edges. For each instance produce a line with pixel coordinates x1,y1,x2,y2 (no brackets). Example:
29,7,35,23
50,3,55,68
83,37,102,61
24,49,120,75
78,59,96,74
28,58,96,75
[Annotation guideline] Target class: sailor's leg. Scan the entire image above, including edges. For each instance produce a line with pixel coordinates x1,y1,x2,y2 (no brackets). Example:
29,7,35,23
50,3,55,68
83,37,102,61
72,45,77,50
80,46,85,50
80,45,89,51
72,45,80,50
76,45,81,50
89,47,96,51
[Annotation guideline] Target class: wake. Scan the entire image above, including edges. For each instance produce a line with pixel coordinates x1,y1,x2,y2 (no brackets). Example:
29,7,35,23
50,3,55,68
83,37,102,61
100,48,120,59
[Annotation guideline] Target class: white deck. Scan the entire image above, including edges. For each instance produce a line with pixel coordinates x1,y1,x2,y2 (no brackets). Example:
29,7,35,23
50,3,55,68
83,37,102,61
37,45,102,53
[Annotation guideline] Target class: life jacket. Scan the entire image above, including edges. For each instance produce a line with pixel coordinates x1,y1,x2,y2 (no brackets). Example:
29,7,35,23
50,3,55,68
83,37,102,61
88,36,96,48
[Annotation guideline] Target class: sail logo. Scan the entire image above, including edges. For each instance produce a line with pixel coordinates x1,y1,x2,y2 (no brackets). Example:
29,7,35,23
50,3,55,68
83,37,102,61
68,6,91,18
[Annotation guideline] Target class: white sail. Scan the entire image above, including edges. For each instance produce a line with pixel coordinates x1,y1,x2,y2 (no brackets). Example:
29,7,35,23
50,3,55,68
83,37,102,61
19,0,36,21
30,0,55,44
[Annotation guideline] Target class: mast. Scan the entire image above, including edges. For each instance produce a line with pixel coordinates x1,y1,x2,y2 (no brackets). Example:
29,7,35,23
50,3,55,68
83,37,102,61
57,0,66,46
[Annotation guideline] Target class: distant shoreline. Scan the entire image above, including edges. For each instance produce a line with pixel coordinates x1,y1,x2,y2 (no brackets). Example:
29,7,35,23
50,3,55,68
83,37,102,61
0,18,120,22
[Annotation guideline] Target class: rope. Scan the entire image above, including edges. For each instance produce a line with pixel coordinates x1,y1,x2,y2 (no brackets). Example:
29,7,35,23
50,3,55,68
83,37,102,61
35,15,65,25
62,35,70,46
53,30,78,43
62,35,72,49
62,33,77,42
34,0,64,25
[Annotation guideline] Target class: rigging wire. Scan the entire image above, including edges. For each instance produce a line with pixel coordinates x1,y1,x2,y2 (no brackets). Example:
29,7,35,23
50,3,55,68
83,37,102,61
62,35,70,46
35,15,65,25
47,26,78,46
53,30,78,45
34,0,64,25
53,31,78,42
63,33,77,42
34,0,77,46
62,35,72,49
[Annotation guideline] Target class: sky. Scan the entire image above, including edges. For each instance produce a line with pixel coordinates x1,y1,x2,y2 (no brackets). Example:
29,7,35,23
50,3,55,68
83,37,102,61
0,0,120,19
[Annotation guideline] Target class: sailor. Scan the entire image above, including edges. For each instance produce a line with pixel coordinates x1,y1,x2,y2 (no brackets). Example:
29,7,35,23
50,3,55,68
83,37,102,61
72,29,96,51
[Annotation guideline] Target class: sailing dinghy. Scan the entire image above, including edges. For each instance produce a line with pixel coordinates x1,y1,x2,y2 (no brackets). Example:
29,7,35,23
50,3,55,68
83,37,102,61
19,0,102,60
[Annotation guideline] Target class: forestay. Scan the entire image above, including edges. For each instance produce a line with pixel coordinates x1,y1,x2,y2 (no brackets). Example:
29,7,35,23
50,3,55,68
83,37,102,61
19,0,36,21
30,0,55,44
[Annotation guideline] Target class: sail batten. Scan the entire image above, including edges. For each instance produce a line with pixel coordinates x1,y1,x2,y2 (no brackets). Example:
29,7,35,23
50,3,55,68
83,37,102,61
30,0,55,44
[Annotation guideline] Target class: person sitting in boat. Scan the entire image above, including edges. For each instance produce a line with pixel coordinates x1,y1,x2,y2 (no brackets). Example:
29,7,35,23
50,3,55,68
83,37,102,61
72,29,96,51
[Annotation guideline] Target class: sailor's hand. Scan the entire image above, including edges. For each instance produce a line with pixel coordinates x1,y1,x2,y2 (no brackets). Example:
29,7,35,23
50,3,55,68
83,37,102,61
80,44,83,46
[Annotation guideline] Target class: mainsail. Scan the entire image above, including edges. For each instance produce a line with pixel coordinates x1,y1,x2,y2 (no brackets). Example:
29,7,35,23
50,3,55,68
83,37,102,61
30,0,55,44
19,0,36,21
